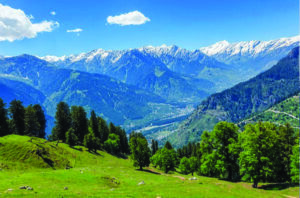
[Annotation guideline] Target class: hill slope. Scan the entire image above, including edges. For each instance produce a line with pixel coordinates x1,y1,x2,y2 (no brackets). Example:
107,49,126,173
167,47,300,147
0,135,298,197
238,94,299,129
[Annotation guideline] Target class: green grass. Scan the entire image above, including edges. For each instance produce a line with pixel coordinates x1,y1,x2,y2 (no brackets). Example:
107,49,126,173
0,135,299,197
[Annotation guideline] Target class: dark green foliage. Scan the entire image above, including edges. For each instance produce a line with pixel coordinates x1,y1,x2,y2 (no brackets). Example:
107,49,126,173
24,105,40,137
104,133,120,154
32,104,46,138
129,132,151,170
89,110,99,139
189,156,198,176
98,116,109,143
0,98,9,137
273,123,297,182
199,131,218,177
212,122,239,181
51,102,72,142
71,106,88,144
84,131,100,152
9,100,25,135
239,122,279,188
170,48,300,147
109,122,117,135
290,133,299,183
151,139,159,155
179,157,190,174
66,128,78,147
159,147,177,173
117,127,129,154
164,141,173,150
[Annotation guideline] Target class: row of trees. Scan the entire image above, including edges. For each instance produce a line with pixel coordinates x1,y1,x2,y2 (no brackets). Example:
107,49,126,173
50,102,130,154
0,98,46,138
129,121,299,188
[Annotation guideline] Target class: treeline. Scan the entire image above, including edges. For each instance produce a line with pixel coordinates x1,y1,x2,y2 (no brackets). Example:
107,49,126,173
0,99,46,138
0,98,129,155
49,102,129,154
130,121,299,188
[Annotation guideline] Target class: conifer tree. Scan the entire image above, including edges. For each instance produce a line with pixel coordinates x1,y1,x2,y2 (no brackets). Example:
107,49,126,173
51,102,71,142
24,105,40,136
89,110,99,139
71,106,88,144
0,98,9,137
33,104,46,138
9,100,25,135
66,128,78,147
98,116,109,143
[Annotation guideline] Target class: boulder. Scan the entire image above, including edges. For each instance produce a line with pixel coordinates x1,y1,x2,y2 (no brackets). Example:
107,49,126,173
138,181,145,185
189,177,197,180
64,187,68,190
19,186,27,189
27,187,33,190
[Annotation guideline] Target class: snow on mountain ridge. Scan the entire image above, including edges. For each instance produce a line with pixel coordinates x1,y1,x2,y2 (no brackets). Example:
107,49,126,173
200,35,300,57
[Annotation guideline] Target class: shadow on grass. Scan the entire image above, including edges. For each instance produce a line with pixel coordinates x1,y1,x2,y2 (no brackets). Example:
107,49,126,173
258,183,299,190
136,169,161,175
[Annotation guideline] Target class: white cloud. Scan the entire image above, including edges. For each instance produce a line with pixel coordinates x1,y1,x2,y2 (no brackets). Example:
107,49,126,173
107,10,150,26
50,11,56,16
66,28,83,33
0,3,59,42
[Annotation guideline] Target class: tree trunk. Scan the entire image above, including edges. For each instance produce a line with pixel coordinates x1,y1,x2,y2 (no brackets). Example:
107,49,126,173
140,165,142,170
252,181,258,188
192,172,194,176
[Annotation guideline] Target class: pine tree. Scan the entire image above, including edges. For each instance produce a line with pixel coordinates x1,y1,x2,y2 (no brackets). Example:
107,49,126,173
33,104,46,138
84,131,99,152
24,105,40,136
164,141,173,150
71,106,88,144
151,139,156,155
98,116,109,143
89,110,99,139
9,100,25,135
0,98,9,137
66,128,78,147
109,122,117,134
51,102,72,142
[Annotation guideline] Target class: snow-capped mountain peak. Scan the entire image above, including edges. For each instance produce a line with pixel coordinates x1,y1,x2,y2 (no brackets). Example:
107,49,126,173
200,35,300,57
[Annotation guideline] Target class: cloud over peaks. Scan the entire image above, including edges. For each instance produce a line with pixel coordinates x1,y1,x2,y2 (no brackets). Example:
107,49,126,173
107,11,150,26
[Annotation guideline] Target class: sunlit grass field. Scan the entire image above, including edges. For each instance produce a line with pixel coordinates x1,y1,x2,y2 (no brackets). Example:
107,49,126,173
0,135,298,197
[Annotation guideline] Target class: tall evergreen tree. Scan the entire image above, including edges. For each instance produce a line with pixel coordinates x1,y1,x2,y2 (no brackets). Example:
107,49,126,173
66,128,78,147
164,141,173,150
98,116,109,143
71,106,88,144
33,104,46,138
274,123,297,182
151,139,156,155
89,110,99,139
51,102,72,142
0,98,9,137
24,105,40,136
9,100,25,135
109,122,117,134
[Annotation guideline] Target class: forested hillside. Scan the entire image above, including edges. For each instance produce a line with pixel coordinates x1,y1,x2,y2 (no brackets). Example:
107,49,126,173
167,47,299,147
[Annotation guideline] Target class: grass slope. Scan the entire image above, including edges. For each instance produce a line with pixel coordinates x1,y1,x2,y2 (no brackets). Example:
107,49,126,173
0,135,299,197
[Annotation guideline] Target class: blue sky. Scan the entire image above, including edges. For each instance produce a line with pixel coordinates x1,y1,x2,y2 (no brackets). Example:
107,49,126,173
0,0,298,56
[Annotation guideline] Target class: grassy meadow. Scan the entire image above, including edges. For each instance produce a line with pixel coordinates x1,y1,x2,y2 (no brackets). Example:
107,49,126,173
0,135,298,198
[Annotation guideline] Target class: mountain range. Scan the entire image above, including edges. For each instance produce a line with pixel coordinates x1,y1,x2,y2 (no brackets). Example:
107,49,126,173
0,36,298,138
